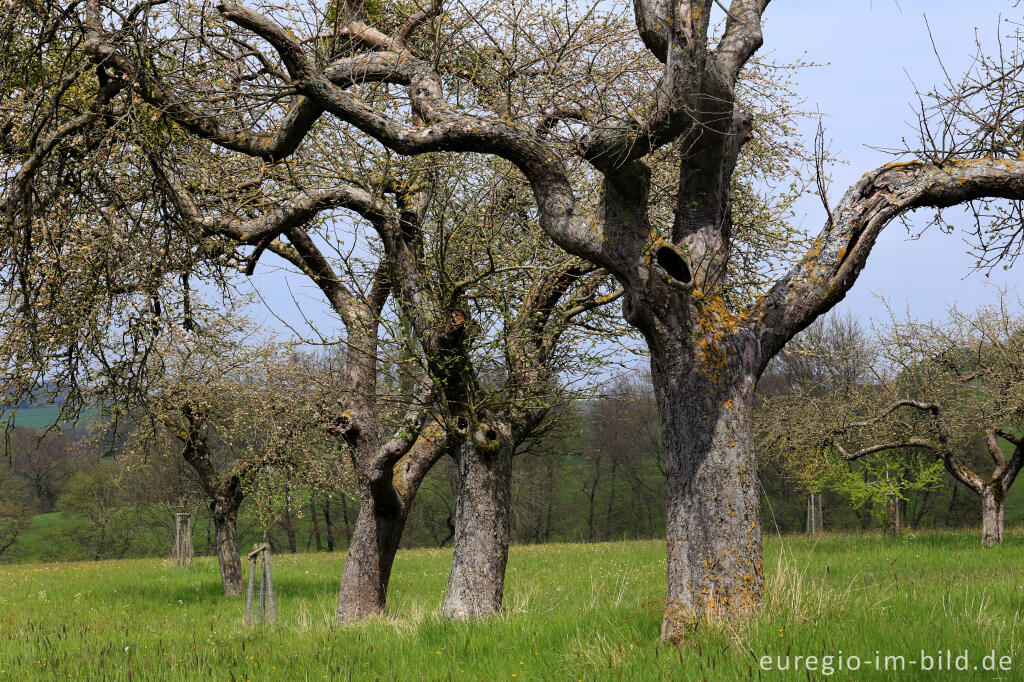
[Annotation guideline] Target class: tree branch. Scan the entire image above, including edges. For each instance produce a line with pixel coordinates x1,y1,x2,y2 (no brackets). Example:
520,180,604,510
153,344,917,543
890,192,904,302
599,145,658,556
715,0,770,81
832,438,939,461
370,385,436,480
397,0,442,45
147,151,382,245
751,158,1024,371
833,399,942,434
986,429,1009,474
216,2,602,267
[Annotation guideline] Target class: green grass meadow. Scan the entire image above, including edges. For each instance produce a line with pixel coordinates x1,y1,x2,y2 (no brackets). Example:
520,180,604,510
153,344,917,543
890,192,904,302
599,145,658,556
3,405,64,430
0,531,1021,680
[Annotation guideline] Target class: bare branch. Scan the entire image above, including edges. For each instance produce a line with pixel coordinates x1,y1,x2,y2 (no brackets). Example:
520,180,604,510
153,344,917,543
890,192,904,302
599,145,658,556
986,429,1009,474
833,399,941,434
832,438,939,461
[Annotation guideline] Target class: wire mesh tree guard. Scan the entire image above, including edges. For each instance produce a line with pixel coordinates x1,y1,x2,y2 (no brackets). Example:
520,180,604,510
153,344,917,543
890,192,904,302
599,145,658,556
173,511,194,567
244,543,277,623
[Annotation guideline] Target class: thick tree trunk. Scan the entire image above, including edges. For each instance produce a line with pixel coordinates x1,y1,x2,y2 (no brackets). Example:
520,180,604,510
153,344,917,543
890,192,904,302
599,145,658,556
980,483,1004,547
212,504,244,596
340,494,352,543
336,490,407,620
651,350,763,642
441,433,513,619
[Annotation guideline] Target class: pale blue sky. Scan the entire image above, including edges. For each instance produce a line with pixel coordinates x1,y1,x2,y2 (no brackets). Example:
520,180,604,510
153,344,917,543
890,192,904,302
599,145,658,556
763,0,1018,323
243,0,1019,345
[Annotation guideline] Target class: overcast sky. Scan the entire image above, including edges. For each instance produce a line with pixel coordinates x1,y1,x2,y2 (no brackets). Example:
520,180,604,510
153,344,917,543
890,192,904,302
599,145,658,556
244,0,1020,345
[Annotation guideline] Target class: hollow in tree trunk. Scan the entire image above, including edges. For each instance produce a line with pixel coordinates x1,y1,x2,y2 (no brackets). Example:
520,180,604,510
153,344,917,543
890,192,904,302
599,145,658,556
441,429,512,619
212,501,244,596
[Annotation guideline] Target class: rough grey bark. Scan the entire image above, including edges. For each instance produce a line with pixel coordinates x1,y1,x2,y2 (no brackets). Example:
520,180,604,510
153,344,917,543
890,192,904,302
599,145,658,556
336,490,407,619
441,427,513,619
334,417,449,621
647,319,763,639
212,502,244,596
980,483,1004,547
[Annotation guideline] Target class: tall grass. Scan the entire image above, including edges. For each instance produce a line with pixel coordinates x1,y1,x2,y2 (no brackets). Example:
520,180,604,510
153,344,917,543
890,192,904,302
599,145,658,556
0,530,1020,680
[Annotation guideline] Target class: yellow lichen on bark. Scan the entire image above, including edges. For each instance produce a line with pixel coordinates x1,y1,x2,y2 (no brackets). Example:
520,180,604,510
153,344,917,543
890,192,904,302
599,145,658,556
690,288,745,384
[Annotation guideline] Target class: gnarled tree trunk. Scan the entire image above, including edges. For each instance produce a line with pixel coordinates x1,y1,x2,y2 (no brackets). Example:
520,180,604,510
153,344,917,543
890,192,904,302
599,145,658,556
212,500,244,596
980,483,1004,547
333,422,447,621
441,428,513,619
336,487,407,620
651,341,762,641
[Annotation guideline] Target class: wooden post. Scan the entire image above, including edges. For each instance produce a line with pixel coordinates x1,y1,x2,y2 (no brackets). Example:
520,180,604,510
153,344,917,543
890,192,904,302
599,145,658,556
262,546,277,621
174,512,193,567
244,548,258,624
243,543,274,624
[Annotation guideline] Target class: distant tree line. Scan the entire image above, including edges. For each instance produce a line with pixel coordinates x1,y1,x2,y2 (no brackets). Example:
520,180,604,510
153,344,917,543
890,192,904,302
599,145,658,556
5,332,1019,567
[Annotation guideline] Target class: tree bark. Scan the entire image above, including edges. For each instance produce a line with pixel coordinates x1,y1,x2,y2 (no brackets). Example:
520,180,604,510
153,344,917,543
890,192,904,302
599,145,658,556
340,493,352,544
650,340,762,642
441,431,513,619
212,502,244,596
335,487,407,620
980,483,1004,547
